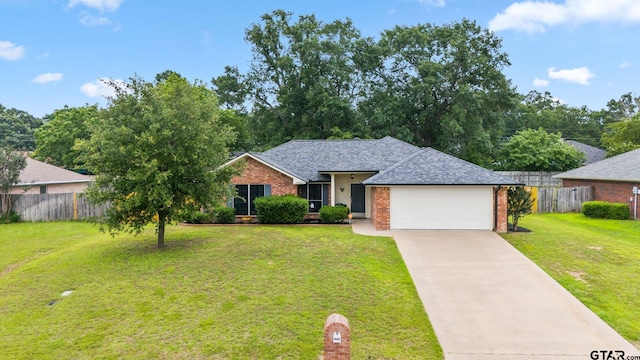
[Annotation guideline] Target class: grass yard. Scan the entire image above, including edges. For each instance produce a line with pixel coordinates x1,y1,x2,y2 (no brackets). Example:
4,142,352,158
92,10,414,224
0,222,442,359
501,213,640,347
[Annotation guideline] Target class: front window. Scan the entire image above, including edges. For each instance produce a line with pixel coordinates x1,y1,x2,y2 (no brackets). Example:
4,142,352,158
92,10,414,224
299,183,329,213
232,184,271,215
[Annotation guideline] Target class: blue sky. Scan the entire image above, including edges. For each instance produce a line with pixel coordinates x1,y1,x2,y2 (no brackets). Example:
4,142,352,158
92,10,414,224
1,0,639,118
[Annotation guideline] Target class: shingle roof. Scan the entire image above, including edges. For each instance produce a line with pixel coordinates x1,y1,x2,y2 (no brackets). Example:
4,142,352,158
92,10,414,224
249,136,520,186
18,157,92,185
565,140,607,165
362,148,522,185
258,136,419,182
555,148,640,182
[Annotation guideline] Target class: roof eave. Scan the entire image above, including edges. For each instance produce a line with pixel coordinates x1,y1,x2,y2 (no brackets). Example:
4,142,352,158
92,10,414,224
555,175,640,182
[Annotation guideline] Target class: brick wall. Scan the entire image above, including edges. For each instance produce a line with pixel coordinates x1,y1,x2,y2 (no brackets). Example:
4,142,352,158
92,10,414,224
371,187,390,230
563,179,639,217
231,157,298,196
495,187,508,233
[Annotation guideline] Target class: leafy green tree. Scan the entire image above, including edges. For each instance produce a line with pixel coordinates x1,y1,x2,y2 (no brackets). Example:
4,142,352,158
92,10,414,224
507,186,533,231
601,113,640,156
361,19,517,166
78,74,237,247
499,128,585,171
505,91,605,147
220,10,369,147
0,104,43,150
33,105,100,170
0,146,27,220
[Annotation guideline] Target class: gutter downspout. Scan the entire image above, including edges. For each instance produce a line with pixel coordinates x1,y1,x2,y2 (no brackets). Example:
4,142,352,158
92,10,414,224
494,186,501,231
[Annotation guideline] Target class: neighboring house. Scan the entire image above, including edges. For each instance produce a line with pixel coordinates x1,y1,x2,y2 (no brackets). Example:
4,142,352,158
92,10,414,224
226,136,521,231
564,139,607,165
11,157,92,194
555,148,640,219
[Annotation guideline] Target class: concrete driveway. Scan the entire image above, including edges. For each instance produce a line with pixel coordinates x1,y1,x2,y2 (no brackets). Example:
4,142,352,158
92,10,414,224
352,222,638,359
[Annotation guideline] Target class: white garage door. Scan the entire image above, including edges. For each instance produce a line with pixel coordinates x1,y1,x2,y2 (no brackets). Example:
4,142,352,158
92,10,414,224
390,186,493,230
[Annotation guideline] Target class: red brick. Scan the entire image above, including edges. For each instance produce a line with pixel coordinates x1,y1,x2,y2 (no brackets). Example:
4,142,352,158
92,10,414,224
232,157,298,196
562,179,639,218
495,187,508,233
371,187,390,230
324,314,350,360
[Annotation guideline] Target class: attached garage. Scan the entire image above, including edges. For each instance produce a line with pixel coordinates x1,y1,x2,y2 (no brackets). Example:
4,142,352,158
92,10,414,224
390,186,493,230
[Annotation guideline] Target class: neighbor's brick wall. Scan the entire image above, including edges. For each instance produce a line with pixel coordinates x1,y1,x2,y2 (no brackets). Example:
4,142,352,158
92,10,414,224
495,187,508,233
563,179,639,217
371,187,390,230
232,157,298,196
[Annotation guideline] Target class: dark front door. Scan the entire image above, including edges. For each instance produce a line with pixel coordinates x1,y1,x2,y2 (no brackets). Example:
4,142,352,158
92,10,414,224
351,184,365,213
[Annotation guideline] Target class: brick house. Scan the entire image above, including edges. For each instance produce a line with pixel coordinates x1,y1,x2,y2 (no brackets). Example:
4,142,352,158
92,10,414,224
555,148,640,220
225,136,521,231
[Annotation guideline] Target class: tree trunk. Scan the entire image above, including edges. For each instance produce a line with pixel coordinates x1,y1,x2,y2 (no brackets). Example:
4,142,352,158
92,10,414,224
157,213,165,248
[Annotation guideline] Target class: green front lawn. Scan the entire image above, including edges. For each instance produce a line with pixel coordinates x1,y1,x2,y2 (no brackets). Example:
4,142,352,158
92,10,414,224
0,222,442,359
502,214,640,346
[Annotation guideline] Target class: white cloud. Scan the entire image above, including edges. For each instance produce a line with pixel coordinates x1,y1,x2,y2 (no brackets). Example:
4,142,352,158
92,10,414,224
68,0,123,12
533,78,550,87
80,13,111,27
32,73,64,84
489,0,640,33
418,0,445,7
547,66,594,85
0,40,25,61
619,61,632,68
80,78,125,98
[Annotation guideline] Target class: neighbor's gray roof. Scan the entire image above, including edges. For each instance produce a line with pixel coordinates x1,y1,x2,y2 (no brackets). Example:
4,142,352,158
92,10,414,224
555,147,640,182
251,136,520,186
18,157,92,185
565,140,607,165
363,148,522,186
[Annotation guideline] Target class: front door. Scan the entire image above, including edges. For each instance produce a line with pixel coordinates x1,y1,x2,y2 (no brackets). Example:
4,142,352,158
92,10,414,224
351,184,365,213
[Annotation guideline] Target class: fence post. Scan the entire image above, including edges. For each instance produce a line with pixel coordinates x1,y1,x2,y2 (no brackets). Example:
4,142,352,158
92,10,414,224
324,314,350,360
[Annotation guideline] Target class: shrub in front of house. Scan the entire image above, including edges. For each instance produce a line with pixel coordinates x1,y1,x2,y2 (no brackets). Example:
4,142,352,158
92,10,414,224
253,195,308,224
582,201,630,220
184,210,216,224
319,205,349,224
214,206,235,224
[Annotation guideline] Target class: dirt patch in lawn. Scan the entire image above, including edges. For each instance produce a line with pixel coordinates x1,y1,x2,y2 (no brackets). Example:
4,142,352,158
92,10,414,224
567,270,587,282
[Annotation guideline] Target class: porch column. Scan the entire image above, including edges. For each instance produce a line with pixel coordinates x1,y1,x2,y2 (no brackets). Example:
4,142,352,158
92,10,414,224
330,173,336,206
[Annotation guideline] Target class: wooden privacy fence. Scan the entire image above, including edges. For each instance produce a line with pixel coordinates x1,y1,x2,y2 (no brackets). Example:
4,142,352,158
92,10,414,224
495,171,563,187
535,186,593,213
12,193,108,222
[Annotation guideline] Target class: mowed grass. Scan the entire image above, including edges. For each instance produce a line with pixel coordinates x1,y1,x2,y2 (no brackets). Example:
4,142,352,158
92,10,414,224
0,222,442,359
501,214,640,346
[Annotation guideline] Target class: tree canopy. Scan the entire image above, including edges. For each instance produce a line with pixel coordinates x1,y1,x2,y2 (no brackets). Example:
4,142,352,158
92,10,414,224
498,128,585,171
0,104,43,150
79,74,237,247
33,105,100,170
601,112,640,156
362,19,517,166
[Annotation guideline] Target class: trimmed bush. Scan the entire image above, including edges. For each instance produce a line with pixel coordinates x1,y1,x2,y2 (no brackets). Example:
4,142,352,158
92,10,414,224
319,205,349,224
253,195,308,224
582,201,630,220
214,206,235,224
